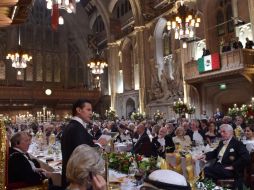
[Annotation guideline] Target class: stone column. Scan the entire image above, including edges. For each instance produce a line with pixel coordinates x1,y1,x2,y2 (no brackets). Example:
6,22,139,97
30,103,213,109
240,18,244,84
107,41,120,109
134,26,146,113
231,0,238,24
248,0,254,39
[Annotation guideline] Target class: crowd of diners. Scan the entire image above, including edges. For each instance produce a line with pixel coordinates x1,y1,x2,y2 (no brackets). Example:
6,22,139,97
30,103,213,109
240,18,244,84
5,100,254,190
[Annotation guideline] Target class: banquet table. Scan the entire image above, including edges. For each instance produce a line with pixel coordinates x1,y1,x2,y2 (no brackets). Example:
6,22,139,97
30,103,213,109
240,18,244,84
28,142,62,186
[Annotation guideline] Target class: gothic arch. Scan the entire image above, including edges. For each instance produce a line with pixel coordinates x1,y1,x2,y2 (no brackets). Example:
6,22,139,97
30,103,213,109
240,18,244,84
126,97,135,118
93,0,110,39
108,0,143,27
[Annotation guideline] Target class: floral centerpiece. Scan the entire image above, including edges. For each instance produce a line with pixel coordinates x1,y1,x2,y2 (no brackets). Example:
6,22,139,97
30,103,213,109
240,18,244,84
153,110,164,122
108,152,158,175
187,105,196,114
108,152,132,174
131,111,145,122
228,98,254,124
105,108,117,121
173,98,196,115
228,104,241,119
92,112,100,121
196,178,228,190
3,116,11,125
173,98,188,115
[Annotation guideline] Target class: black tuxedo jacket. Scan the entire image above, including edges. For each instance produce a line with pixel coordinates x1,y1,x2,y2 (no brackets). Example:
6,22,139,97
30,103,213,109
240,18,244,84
205,137,250,175
61,119,97,188
8,148,45,185
133,132,156,157
152,135,175,157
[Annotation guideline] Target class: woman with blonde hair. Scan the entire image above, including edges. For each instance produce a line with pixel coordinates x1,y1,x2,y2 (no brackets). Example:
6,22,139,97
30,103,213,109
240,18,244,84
66,144,106,190
172,126,192,149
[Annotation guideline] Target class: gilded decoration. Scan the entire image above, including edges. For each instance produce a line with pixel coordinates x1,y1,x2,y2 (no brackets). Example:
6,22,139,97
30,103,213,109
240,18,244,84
0,119,6,190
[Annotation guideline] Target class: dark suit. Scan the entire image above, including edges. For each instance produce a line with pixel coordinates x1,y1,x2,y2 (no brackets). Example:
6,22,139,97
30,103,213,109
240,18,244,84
91,129,102,140
152,135,175,158
61,119,97,188
204,137,250,187
8,147,45,185
133,132,156,157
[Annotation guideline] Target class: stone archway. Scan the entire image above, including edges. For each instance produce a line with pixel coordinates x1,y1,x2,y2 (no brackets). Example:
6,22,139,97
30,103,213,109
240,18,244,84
126,98,135,118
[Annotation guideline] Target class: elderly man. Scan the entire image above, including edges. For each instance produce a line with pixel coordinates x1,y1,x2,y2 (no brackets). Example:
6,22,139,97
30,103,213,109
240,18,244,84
190,119,204,145
8,131,51,185
198,124,250,189
133,123,156,157
152,127,175,158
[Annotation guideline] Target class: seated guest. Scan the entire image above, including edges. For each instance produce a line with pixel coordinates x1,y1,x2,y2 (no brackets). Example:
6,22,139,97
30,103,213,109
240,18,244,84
152,127,175,158
245,37,254,49
205,122,217,145
190,119,204,145
197,124,250,189
91,123,102,140
66,144,106,190
8,131,52,185
234,115,246,130
133,123,157,157
243,125,254,153
164,123,175,138
182,121,192,138
173,126,192,149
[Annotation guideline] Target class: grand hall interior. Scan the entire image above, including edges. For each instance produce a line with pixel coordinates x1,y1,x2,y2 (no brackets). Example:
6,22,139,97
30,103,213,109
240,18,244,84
1,0,254,190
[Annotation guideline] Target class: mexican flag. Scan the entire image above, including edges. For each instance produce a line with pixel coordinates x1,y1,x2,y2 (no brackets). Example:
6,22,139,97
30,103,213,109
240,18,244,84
197,53,220,73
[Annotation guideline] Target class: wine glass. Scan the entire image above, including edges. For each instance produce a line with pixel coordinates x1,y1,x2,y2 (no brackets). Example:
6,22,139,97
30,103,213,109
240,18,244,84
134,169,144,186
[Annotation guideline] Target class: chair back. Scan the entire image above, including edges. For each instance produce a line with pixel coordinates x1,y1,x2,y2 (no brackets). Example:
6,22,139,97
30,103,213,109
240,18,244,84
0,119,8,189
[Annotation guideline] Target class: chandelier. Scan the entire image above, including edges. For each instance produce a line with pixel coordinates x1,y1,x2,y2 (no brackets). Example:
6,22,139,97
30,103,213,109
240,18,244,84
87,52,108,75
166,1,201,48
46,0,80,29
6,28,32,70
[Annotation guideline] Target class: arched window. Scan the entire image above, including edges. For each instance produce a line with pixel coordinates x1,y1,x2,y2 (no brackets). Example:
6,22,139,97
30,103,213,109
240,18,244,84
36,54,43,81
226,4,234,33
45,54,52,82
0,61,6,80
26,59,33,81
217,10,225,36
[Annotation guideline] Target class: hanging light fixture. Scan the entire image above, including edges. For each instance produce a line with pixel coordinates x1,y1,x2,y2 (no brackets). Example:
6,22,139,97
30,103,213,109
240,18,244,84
87,50,108,75
166,1,201,48
6,27,32,71
46,0,80,30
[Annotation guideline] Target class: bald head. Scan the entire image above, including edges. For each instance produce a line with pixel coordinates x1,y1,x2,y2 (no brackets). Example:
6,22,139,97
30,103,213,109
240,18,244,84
158,127,167,138
136,124,145,135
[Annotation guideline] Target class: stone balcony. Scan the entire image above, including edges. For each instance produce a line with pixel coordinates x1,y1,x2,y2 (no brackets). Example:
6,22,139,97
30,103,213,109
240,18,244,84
184,49,254,84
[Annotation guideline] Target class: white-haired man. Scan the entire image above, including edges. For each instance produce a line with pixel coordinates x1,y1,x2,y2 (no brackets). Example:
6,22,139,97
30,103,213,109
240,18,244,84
198,124,250,189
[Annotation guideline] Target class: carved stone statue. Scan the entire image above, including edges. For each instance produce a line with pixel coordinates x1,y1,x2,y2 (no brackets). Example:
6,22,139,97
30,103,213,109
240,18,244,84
149,62,183,103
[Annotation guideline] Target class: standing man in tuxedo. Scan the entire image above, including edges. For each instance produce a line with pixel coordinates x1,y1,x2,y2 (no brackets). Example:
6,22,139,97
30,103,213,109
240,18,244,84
61,99,107,188
8,132,51,185
198,124,250,189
